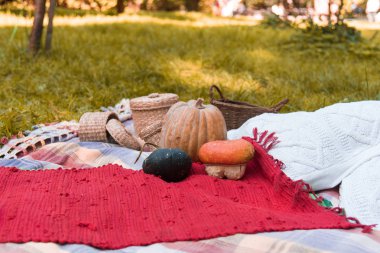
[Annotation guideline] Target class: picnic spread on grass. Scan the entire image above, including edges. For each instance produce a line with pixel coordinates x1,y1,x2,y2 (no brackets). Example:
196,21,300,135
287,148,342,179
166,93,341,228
0,85,379,252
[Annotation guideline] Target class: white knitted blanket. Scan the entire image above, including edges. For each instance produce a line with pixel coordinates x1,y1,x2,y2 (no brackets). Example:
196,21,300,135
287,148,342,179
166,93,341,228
228,101,380,228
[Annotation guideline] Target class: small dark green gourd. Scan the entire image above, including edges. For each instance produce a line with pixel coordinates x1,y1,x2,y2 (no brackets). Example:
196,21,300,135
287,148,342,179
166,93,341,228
139,146,192,182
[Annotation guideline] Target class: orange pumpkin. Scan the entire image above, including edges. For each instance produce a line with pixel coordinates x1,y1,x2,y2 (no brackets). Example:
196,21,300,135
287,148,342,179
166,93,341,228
160,98,227,161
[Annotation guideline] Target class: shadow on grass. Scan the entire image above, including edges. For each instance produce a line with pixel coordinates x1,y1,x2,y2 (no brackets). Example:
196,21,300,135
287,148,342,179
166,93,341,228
137,11,197,21
0,20,379,135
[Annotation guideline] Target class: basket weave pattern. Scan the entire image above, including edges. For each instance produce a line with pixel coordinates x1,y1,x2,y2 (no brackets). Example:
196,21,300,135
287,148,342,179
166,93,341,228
79,112,118,142
106,119,145,150
130,93,178,145
132,108,169,135
139,121,162,149
210,85,289,130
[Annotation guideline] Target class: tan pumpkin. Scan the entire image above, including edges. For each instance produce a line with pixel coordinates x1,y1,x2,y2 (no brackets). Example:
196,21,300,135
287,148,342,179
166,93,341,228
160,98,227,161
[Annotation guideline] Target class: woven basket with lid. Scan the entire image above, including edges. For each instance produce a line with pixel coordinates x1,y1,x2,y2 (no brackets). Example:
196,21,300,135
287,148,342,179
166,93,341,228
210,85,289,130
130,93,179,145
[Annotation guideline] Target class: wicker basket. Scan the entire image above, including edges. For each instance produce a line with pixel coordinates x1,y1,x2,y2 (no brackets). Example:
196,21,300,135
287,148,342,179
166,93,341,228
210,85,289,130
106,119,145,150
79,112,118,142
130,93,179,145
139,120,162,150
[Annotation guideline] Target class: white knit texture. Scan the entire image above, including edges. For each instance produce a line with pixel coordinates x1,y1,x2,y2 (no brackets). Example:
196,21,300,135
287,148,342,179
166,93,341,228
340,156,380,226
228,101,380,227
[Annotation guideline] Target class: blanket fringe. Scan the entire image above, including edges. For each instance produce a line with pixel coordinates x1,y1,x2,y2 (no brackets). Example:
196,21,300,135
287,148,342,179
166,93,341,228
248,129,376,234
326,207,376,232
250,128,284,170
252,128,280,152
291,180,376,233
346,217,376,233
293,180,323,204
293,180,376,233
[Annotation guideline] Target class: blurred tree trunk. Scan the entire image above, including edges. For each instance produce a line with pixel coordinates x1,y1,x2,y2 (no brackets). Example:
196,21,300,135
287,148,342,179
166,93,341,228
282,0,289,19
45,0,56,51
293,0,300,8
116,0,125,13
29,0,46,54
141,0,154,10
336,0,344,24
327,0,332,26
185,0,199,11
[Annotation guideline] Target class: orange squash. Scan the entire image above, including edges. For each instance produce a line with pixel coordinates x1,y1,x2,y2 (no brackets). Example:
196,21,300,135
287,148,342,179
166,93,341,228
198,139,255,180
198,139,254,165
160,98,227,161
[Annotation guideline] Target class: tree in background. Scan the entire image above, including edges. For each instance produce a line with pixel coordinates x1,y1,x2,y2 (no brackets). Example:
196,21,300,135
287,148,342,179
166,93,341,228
116,0,125,13
29,0,46,53
45,0,56,51
1,0,368,17
185,0,200,10
28,0,56,54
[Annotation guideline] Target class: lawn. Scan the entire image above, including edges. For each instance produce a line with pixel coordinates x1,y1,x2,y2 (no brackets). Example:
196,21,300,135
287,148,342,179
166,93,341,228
0,12,379,137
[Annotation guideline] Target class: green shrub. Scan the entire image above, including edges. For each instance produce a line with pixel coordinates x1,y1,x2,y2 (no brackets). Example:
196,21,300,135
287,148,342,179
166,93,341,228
260,14,294,29
302,19,362,43
55,7,100,17
282,19,380,58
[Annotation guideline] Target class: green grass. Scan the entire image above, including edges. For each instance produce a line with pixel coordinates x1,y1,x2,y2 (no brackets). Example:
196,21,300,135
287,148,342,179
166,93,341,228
0,14,379,137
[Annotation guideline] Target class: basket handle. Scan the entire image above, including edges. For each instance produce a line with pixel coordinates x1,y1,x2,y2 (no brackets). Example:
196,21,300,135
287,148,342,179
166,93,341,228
209,85,225,101
271,98,289,112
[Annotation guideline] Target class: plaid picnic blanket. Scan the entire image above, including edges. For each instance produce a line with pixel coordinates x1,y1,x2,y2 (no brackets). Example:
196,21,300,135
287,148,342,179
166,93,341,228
0,122,380,252
0,121,79,159
0,98,131,160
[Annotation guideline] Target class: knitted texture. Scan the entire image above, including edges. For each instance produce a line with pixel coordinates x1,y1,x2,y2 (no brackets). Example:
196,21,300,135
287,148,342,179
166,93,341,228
228,101,380,228
229,101,380,190
0,138,366,249
340,156,380,227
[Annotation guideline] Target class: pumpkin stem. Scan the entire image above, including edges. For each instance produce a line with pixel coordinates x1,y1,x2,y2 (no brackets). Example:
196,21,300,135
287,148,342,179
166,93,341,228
134,142,159,164
195,98,205,109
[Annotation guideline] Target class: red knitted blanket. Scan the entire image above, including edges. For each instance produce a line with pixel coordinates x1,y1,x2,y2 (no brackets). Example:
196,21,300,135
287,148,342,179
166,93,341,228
0,136,369,249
